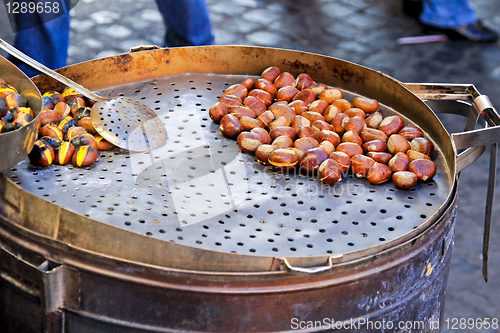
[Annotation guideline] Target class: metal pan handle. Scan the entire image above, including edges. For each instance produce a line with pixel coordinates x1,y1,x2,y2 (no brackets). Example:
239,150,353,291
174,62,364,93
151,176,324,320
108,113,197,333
404,83,498,282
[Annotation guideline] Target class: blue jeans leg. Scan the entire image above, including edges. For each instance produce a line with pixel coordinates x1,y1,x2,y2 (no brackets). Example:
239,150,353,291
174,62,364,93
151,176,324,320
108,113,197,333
155,0,215,47
420,0,477,28
9,0,71,77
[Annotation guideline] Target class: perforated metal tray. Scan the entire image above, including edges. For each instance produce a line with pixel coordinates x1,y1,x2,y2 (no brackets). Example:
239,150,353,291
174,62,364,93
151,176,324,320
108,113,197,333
2,73,451,257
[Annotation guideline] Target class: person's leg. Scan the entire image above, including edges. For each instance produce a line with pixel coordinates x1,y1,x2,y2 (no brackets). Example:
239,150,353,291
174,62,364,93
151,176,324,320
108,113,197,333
155,0,215,47
417,0,497,42
9,0,71,77
419,0,476,28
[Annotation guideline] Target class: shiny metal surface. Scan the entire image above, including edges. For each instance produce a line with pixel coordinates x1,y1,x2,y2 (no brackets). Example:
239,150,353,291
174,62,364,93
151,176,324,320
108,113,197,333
0,55,42,173
3,72,451,258
91,96,167,151
1,46,492,272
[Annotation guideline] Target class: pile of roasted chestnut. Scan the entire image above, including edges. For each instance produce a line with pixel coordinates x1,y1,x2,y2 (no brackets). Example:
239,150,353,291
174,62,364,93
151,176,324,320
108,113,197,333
209,66,437,190
0,78,36,132
28,87,114,168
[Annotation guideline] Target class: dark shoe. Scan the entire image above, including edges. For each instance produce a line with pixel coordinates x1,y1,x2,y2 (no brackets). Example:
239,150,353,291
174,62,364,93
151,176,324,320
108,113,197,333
402,0,422,19
423,21,499,43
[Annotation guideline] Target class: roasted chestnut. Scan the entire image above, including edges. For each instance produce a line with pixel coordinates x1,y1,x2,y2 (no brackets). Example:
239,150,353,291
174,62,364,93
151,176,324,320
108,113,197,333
360,127,388,142
292,89,315,106
268,116,290,130
387,134,410,155
295,73,314,90
367,162,392,185
248,89,272,106
95,135,115,150
243,96,266,116
270,126,298,141
53,101,72,118
221,84,248,100
65,126,88,141
328,151,350,172
331,99,352,112
351,154,376,178
336,142,363,158
268,148,299,172
271,133,294,149
39,135,62,149
318,88,343,104
352,96,379,113
392,171,418,189
301,111,325,124
269,103,295,123
74,106,92,121
378,115,404,136
308,100,328,114
53,141,75,165
291,115,311,130
219,114,244,139
41,96,55,110
5,93,27,110
66,96,86,116
237,131,262,154
261,66,281,82
344,108,366,119
230,105,256,119
311,119,333,134
219,94,243,108
58,116,78,134
406,150,431,161
323,105,339,123
72,145,98,167
39,124,63,140
28,140,55,167
276,86,299,102
257,110,275,127
331,113,349,136
299,147,328,174
274,72,295,89
408,159,437,181
362,139,388,153
399,125,424,141
240,116,265,131
319,141,335,155
240,78,255,91
317,130,340,147
342,131,363,146
254,79,276,98
78,117,98,135
289,100,308,115
62,87,83,100
255,144,277,164
251,127,272,144
297,126,318,139
365,111,383,128
410,137,434,157
344,116,365,134
318,159,343,185
70,132,99,151
294,137,319,152
366,152,392,164
388,152,410,172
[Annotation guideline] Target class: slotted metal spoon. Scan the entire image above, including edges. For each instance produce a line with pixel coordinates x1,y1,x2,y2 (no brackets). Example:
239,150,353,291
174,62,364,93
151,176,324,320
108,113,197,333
0,38,167,152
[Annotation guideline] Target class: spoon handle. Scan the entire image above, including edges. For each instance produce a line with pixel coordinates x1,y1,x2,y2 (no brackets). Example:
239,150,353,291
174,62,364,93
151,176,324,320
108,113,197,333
0,38,106,102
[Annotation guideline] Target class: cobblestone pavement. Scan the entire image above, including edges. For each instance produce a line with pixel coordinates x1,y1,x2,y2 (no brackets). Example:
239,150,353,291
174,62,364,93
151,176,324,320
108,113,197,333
1,0,500,331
